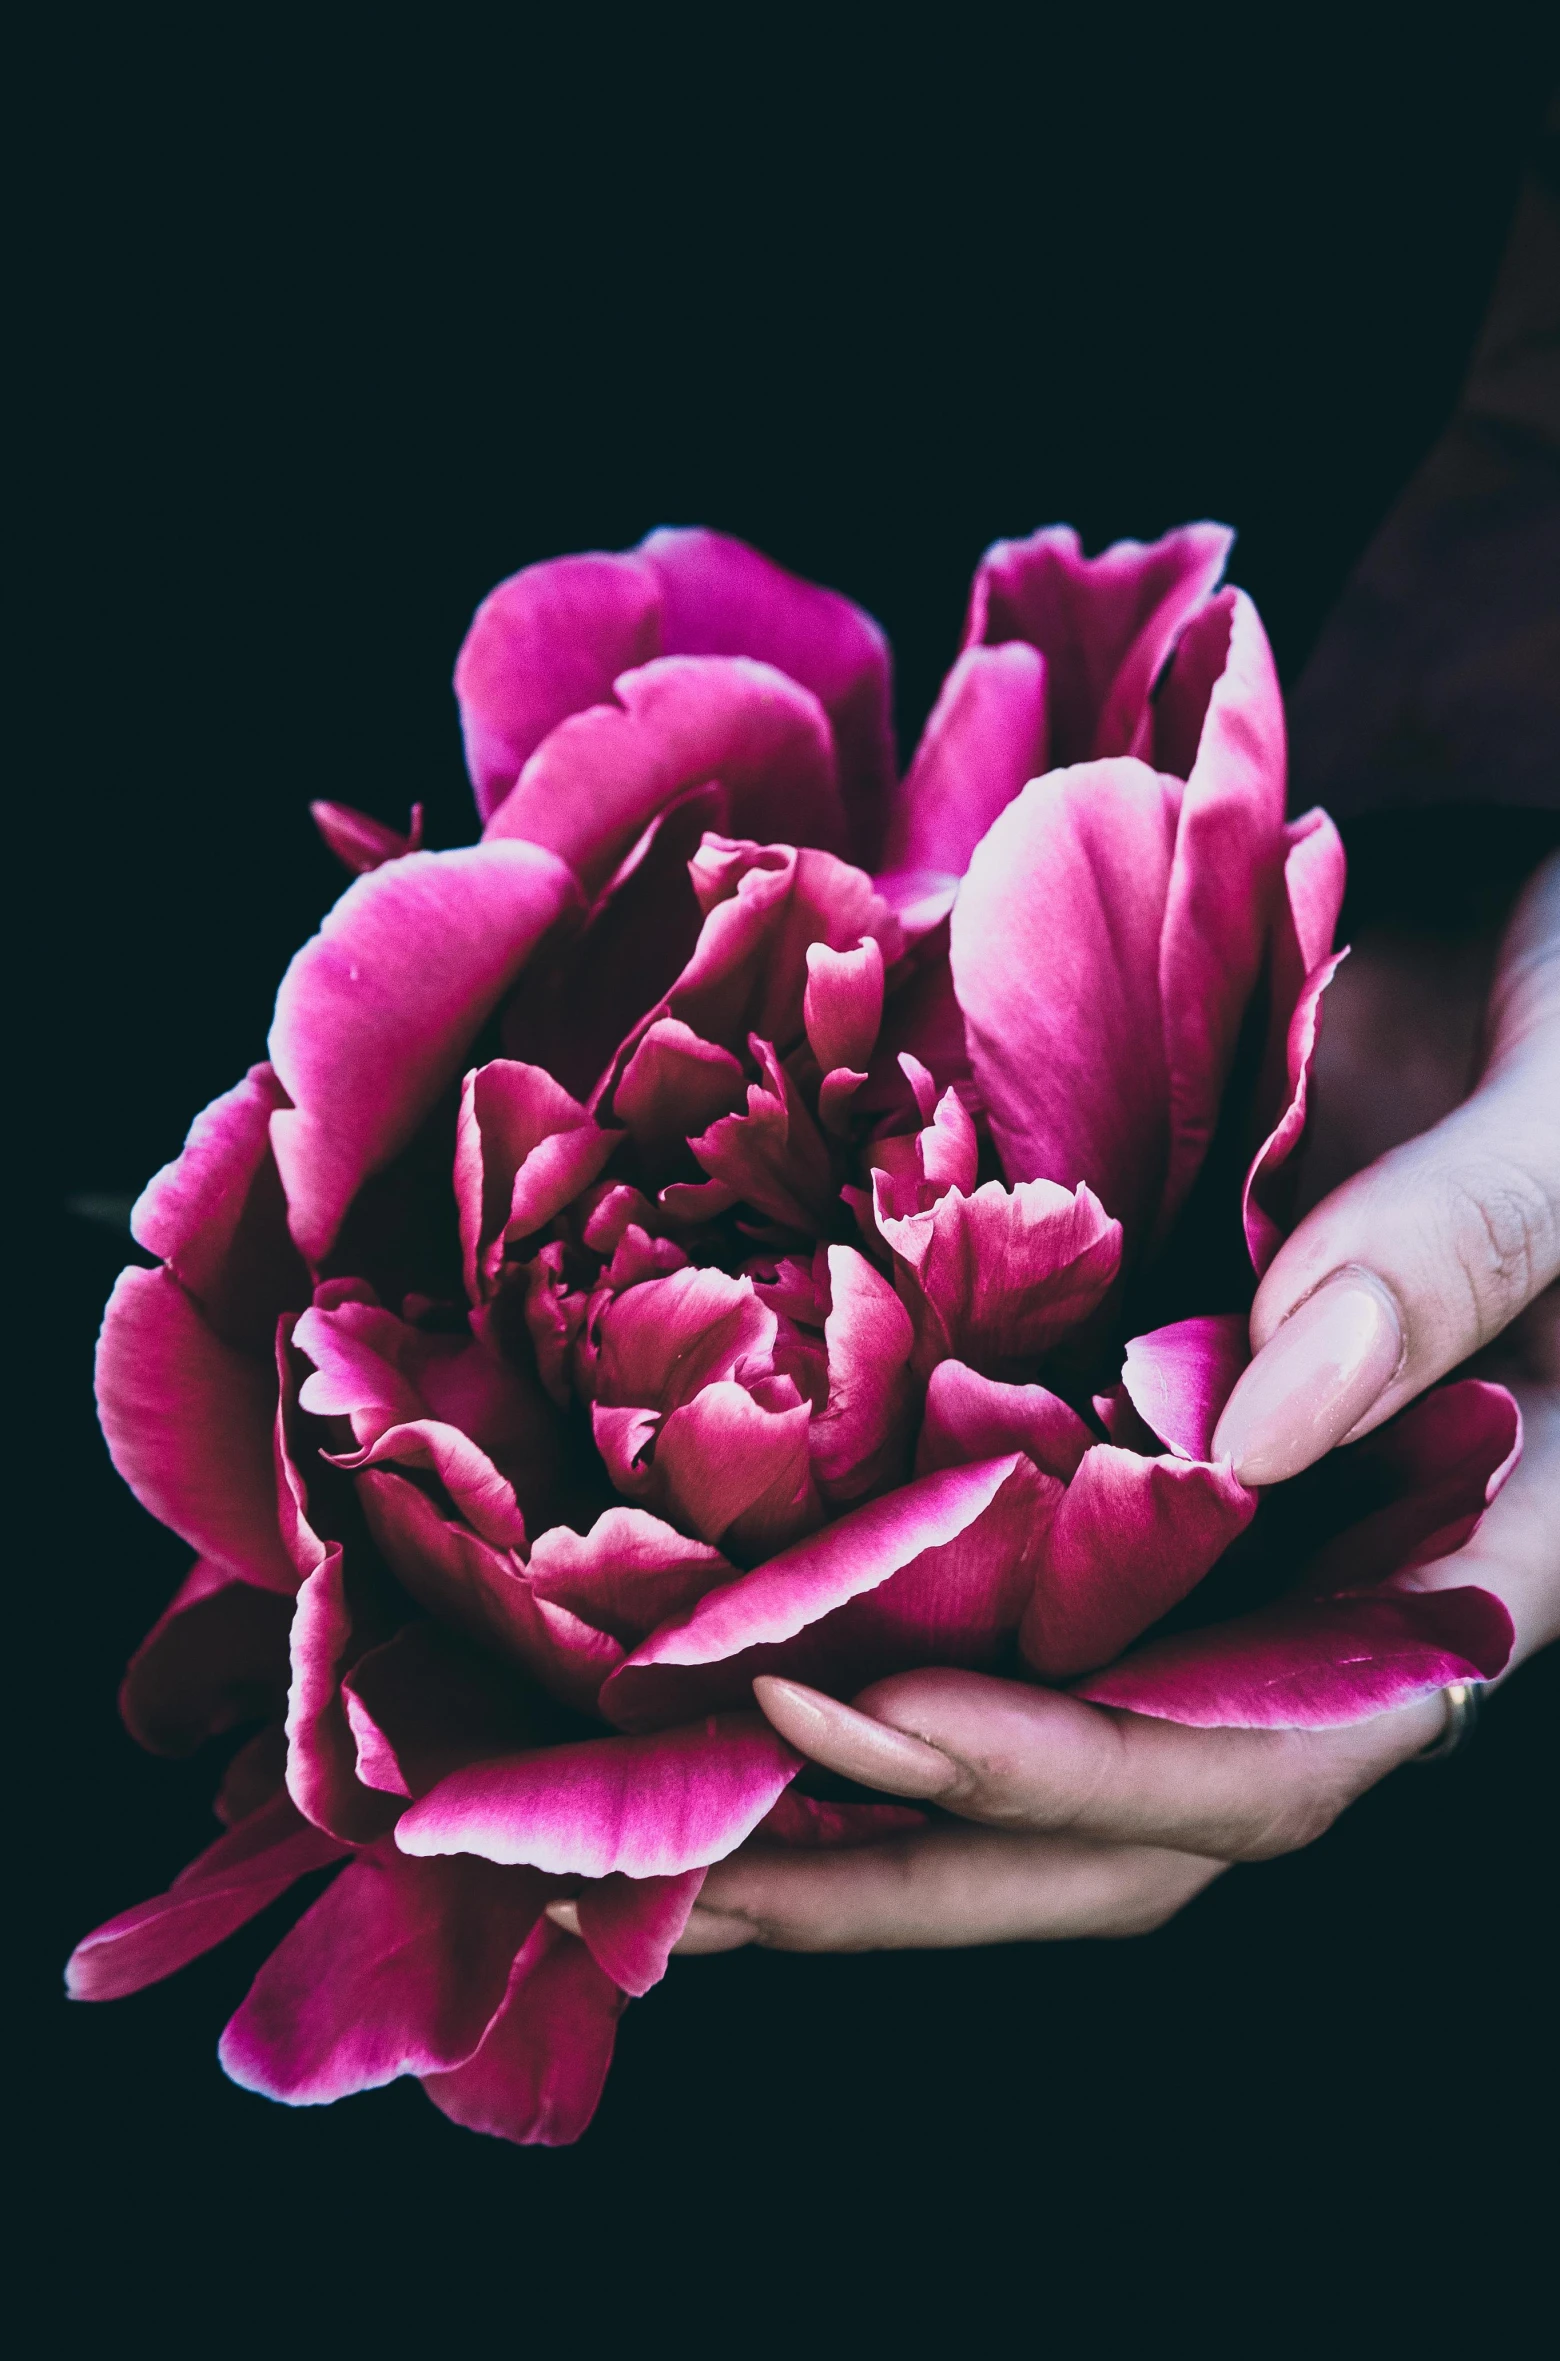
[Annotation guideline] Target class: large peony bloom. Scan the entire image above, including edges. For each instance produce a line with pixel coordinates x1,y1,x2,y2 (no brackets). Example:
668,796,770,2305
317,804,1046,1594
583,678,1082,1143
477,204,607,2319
70,525,1517,2144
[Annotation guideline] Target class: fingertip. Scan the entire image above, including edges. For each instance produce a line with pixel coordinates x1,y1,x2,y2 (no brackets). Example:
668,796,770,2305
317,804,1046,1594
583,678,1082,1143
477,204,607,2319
751,1674,961,1798
544,1898,582,1937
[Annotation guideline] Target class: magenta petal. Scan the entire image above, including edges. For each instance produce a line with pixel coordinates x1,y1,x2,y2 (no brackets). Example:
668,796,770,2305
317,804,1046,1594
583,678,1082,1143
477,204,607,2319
809,1245,916,1501
594,1265,775,1411
1154,591,1288,1237
639,525,894,865
1120,1314,1250,1462
1243,808,1350,1274
455,1059,609,1301
120,1558,293,1755
1302,1380,1522,1593
344,1621,567,1798
575,1867,707,1996
311,800,423,874
284,1541,401,1843
756,1792,928,1849
453,548,662,821
395,1712,801,1877
219,1845,550,2102
484,655,846,898
831,1455,1055,1671
655,1383,817,1554
358,1470,621,1715
269,842,579,1264
1074,1585,1514,1728
66,1792,350,2003
966,522,1232,767
421,1916,625,2145
917,1358,1094,1481
526,1508,734,1646
877,1172,1122,1378
886,642,1049,876
96,1266,298,1594
1021,1446,1257,1678
614,1456,1023,1675
611,1018,747,1167
951,761,1179,1239
803,936,886,1076
333,1421,529,1550
130,1061,308,1350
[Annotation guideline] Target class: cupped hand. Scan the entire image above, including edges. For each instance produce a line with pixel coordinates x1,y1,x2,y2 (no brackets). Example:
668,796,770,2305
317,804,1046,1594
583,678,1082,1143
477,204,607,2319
674,851,1560,1957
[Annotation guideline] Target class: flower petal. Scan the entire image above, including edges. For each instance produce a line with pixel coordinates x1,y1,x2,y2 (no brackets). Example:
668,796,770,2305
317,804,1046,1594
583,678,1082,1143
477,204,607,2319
950,761,1179,1241
343,1620,571,1798
311,800,423,874
421,1916,625,2145
358,1469,621,1715
120,1558,293,1756
1020,1446,1257,1678
484,656,846,897
885,642,1049,877
1074,1584,1514,1727
453,549,662,821
965,521,1232,767
916,1358,1094,1482
1154,591,1288,1238
809,1245,917,1501
654,1382,817,1554
218,1845,551,2101
455,1059,614,1302
639,525,894,866
96,1266,298,1593
395,1712,801,1877
574,1867,707,1996
526,1507,735,1646
66,1792,349,2003
1243,809,1349,1274
876,1172,1122,1380
269,841,580,1264
1120,1313,1250,1462
1301,1379,1522,1594
131,1062,309,1351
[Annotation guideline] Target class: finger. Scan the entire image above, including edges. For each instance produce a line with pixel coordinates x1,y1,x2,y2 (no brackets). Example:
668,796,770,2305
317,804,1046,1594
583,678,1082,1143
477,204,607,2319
1213,851,1560,1483
753,1670,1448,1859
672,1822,1223,1952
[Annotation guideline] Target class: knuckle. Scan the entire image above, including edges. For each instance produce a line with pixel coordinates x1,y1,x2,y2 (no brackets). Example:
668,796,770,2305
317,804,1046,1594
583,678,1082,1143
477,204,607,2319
1439,1156,1557,1338
1230,1787,1343,1861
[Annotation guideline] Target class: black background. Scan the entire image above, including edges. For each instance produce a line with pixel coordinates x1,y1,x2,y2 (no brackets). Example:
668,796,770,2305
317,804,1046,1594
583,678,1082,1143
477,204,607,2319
18,15,1559,2339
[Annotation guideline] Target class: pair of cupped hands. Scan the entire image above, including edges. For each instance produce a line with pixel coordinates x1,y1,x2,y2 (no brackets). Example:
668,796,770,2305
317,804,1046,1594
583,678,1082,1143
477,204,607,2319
553,851,1560,1956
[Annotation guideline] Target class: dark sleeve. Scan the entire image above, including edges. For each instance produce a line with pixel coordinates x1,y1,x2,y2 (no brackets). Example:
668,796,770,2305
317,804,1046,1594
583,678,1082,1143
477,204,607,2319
1288,102,1560,828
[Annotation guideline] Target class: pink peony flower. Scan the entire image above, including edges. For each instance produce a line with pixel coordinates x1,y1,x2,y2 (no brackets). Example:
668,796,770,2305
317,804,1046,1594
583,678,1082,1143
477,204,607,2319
70,524,1518,2143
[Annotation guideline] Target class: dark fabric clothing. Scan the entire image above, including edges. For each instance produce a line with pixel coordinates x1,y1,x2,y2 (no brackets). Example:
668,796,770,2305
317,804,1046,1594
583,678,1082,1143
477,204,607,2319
1290,104,1560,821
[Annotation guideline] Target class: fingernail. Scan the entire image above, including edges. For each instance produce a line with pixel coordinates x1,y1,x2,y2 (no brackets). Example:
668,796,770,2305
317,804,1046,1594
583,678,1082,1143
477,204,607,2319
752,1675,962,1797
544,1899,582,1937
1211,1269,1403,1486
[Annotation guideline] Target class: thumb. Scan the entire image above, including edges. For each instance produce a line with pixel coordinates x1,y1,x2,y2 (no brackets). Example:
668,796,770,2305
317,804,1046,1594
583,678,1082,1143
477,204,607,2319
1213,850,1560,1485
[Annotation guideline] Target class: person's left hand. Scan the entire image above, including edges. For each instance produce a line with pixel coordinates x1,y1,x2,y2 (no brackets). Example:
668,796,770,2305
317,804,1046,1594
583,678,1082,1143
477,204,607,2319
661,854,1560,1959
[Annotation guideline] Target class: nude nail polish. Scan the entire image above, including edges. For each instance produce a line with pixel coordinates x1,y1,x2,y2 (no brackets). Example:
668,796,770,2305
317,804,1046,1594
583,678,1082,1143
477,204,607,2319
1210,1270,1403,1486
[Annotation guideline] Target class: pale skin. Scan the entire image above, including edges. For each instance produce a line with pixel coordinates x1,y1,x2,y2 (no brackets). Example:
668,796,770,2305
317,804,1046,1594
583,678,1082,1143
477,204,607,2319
540,855,1560,1956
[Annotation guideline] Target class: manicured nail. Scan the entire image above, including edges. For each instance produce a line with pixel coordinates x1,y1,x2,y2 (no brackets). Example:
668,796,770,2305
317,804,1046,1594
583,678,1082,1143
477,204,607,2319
544,1899,582,1937
751,1675,962,1797
1211,1269,1403,1485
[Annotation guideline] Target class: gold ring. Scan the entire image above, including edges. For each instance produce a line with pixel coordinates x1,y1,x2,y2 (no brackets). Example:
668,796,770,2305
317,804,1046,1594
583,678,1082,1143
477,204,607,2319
1414,1681,1482,1762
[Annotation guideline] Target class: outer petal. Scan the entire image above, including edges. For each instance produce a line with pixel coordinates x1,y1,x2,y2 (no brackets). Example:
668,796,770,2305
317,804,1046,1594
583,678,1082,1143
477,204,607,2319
1074,1585,1514,1728
66,1793,349,2003
1120,1314,1250,1461
639,526,895,867
131,1062,309,1351
421,1916,625,2145
344,1621,570,1798
1301,1380,1522,1594
269,841,580,1264
965,522,1232,767
96,1266,298,1593
120,1558,293,1755
395,1712,801,1878
219,1846,550,2102
311,800,423,873
1020,1446,1257,1678
574,1866,707,1996
884,642,1049,877
1243,809,1350,1274
453,549,662,821
1154,591,1288,1236
484,656,846,897
950,761,1179,1241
